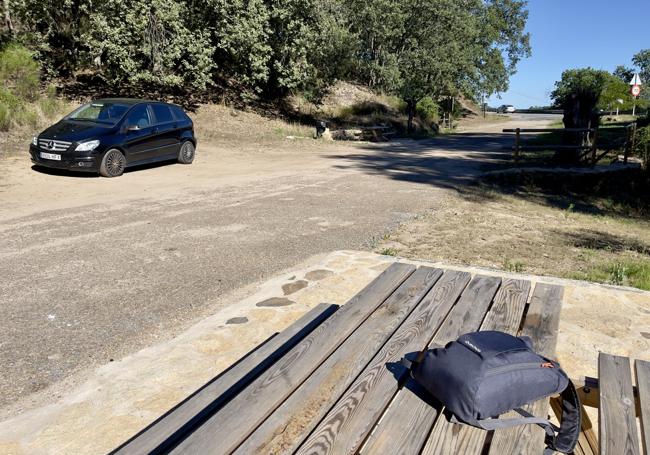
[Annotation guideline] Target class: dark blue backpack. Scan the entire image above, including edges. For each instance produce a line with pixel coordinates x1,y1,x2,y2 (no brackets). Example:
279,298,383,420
402,331,581,454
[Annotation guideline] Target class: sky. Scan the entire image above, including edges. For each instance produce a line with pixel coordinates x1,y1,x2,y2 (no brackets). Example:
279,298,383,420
488,0,650,108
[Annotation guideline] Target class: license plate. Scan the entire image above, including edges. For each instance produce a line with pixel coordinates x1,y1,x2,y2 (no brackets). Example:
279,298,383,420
40,152,61,161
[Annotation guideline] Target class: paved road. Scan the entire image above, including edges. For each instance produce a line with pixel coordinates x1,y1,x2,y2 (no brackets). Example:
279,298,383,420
0,114,557,413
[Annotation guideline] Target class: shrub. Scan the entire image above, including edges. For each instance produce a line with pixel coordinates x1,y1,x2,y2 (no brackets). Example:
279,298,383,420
0,103,9,131
13,106,39,128
416,97,439,124
0,44,40,101
38,84,62,117
635,125,650,170
0,44,66,131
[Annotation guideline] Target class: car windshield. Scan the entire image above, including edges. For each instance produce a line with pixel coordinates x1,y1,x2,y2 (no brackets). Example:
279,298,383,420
65,102,130,125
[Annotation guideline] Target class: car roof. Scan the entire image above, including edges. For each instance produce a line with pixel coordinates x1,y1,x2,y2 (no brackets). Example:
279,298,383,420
92,98,175,106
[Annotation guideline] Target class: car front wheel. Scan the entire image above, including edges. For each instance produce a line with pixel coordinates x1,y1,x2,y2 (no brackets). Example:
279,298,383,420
99,149,126,177
178,141,195,164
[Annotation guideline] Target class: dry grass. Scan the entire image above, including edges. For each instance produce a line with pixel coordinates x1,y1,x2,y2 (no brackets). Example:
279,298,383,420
191,103,314,147
0,98,75,159
286,82,434,136
375,185,650,290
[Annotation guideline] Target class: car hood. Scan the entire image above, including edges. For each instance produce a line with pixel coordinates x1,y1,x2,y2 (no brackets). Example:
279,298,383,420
40,120,114,142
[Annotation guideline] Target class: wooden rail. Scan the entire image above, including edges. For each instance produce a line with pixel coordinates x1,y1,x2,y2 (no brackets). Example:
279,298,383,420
503,128,595,133
503,124,637,166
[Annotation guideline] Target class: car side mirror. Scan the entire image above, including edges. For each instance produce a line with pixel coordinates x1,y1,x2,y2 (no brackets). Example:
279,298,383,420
126,125,140,132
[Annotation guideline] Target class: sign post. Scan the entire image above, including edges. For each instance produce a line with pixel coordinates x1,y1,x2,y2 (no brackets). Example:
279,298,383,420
629,73,643,116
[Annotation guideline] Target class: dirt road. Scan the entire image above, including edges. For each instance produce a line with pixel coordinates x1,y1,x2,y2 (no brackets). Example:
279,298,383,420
0,113,558,413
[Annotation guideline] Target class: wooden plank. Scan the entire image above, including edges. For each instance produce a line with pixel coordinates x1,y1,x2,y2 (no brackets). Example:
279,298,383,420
503,128,595,133
168,262,415,454
234,267,443,454
112,302,339,455
362,275,503,455
516,145,593,151
487,282,564,455
575,376,601,409
421,279,531,455
573,375,643,416
514,128,520,163
599,354,640,455
295,270,472,455
580,407,600,455
637,359,650,455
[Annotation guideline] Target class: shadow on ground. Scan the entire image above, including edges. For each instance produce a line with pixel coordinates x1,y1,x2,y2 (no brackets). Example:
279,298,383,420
557,228,650,256
327,133,512,192
326,132,650,221
31,159,179,178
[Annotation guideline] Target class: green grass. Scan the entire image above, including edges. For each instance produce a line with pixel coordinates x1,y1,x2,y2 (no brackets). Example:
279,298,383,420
379,248,398,257
570,259,650,290
0,45,67,132
0,102,9,130
271,123,312,138
503,259,526,273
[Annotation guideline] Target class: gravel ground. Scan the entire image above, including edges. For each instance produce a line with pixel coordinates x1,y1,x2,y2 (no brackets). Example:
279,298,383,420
0,113,557,412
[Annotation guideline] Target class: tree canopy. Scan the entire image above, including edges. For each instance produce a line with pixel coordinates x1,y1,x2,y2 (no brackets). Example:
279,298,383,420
1,0,530,111
551,67,645,112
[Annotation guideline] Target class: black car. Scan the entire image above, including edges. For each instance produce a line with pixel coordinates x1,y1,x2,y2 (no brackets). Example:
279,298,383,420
30,98,196,177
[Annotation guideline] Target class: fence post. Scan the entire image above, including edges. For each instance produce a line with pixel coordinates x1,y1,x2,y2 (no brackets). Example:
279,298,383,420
514,128,520,164
627,122,637,165
590,127,598,166
624,124,631,164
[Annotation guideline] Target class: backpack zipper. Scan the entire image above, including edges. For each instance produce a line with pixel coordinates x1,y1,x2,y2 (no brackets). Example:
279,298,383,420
485,362,554,377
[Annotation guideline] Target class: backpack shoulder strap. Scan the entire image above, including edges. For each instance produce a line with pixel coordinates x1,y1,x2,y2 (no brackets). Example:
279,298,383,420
457,380,581,455
468,410,557,433
547,379,581,454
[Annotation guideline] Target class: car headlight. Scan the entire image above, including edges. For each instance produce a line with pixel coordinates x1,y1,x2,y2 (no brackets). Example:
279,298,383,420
32,136,38,146
75,140,100,152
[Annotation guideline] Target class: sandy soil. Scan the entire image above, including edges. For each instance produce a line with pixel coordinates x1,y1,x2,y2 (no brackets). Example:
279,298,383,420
376,189,650,283
0,105,341,220
1,106,648,452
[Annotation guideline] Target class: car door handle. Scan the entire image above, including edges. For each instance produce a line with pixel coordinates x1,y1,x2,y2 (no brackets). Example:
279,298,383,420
152,127,159,133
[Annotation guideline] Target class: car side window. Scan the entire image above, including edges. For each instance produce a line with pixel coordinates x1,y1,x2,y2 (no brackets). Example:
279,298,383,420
124,105,151,129
171,105,190,122
151,104,175,124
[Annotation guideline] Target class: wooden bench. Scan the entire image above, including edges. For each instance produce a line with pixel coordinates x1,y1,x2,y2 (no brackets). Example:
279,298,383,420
550,353,650,455
113,262,621,455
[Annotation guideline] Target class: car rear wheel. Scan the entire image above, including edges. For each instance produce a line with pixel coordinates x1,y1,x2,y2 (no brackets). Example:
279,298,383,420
100,149,126,177
178,141,195,164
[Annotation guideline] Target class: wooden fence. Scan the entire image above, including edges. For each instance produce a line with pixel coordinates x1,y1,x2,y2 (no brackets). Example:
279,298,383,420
503,123,638,166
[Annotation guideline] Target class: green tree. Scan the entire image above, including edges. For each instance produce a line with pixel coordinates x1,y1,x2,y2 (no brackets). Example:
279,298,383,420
632,49,649,101
11,0,94,77
552,67,645,115
550,68,611,109
599,74,634,112
632,49,650,85
87,0,214,90
189,0,272,94
188,0,351,98
346,0,530,132
613,65,634,83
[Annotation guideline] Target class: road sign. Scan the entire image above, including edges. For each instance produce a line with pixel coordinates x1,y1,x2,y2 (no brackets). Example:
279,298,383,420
631,84,641,97
630,73,643,86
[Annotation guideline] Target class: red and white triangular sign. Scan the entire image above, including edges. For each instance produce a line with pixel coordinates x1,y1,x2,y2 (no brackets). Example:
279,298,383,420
630,73,642,85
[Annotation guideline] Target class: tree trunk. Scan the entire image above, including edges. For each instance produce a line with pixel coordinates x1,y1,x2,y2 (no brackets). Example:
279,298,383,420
2,0,13,35
407,99,416,134
561,93,600,164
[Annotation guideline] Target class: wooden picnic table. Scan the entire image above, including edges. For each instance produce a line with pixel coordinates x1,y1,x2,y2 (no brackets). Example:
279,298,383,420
113,263,649,455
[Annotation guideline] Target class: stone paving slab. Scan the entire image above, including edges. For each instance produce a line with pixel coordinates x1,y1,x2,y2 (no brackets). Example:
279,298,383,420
0,250,648,455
